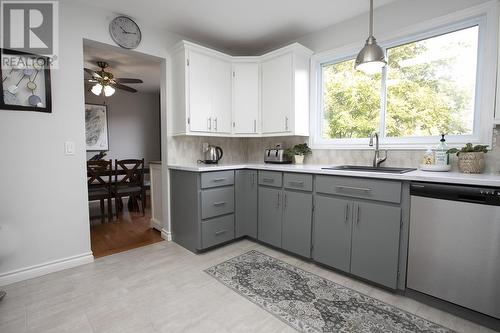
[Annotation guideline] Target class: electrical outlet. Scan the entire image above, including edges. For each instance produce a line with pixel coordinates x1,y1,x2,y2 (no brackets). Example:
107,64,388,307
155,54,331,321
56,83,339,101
202,142,209,152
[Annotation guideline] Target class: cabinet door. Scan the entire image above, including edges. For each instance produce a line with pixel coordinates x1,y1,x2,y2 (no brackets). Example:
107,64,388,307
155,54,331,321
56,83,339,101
258,186,282,247
313,195,353,272
282,190,312,257
235,170,257,238
233,63,259,134
261,53,292,134
351,201,401,289
211,57,232,134
187,50,212,132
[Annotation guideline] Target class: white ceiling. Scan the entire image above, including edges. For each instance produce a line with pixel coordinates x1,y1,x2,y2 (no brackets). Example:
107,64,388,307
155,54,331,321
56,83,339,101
76,0,399,55
83,40,162,93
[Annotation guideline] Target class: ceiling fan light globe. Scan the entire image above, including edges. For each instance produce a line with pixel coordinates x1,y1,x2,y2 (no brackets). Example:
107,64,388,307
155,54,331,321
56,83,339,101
104,85,116,97
91,83,103,96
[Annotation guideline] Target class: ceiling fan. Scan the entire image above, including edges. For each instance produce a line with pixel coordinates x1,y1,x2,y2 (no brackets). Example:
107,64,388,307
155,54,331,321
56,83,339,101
84,61,143,97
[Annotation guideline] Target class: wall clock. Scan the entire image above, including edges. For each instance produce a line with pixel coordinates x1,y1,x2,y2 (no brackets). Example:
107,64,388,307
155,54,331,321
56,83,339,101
109,16,142,49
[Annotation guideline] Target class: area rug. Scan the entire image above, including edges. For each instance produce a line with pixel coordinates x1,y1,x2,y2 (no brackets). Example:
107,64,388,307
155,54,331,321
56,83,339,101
205,250,455,333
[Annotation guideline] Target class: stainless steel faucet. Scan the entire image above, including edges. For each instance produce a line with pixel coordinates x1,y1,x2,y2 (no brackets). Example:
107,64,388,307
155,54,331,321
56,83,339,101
369,133,387,167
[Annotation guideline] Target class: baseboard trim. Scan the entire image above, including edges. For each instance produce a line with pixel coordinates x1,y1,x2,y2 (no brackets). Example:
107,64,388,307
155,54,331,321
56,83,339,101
150,218,162,231
0,252,94,286
161,228,172,241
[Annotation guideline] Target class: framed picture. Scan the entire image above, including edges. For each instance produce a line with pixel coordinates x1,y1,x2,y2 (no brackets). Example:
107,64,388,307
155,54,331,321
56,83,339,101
85,103,109,151
0,48,52,113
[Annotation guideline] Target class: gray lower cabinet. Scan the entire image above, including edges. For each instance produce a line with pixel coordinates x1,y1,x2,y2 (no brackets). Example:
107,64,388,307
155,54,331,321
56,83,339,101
282,190,312,258
350,201,401,289
170,169,235,252
258,186,283,248
235,170,257,238
171,168,404,289
201,215,235,249
313,195,353,273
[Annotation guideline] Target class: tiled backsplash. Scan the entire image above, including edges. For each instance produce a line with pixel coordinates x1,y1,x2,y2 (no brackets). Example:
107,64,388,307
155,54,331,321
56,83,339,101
167,126,500,173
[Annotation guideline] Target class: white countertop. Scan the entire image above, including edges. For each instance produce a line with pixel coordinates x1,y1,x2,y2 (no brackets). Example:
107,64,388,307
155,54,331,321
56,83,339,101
167,163,500,187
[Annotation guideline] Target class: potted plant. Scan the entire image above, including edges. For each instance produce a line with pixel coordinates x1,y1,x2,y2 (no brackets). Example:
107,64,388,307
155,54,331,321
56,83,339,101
447,143,488,174
285,143,312,164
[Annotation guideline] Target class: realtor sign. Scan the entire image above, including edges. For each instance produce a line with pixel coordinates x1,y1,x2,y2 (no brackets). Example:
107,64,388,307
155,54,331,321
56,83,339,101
1,1,58,66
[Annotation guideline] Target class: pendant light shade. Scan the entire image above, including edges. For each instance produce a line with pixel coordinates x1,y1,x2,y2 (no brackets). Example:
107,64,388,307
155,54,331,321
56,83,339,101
355,0,386,74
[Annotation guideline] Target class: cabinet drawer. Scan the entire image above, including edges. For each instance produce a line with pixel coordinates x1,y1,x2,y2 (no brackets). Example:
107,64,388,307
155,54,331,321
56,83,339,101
284,173,313,191
201,171,234,189
201,214,235,249
201,186,234,219
316,176,401,204
258,171,282,187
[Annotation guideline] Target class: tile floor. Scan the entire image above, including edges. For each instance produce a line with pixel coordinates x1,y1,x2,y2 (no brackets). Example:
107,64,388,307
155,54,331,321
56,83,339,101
0,239,497,333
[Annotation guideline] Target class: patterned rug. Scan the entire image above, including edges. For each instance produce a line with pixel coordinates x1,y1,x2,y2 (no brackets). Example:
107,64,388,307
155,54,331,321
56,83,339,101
205,250,455,333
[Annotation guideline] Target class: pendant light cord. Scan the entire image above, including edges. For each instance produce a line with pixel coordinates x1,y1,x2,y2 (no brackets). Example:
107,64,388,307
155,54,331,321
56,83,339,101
369,0,374,37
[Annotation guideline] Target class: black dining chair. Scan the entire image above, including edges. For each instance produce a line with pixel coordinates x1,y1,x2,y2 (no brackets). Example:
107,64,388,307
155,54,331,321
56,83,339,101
87,160,113,223
113,159,145,217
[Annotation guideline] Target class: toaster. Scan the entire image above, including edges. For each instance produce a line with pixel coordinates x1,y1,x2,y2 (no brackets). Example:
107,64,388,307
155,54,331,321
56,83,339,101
264,146,292,164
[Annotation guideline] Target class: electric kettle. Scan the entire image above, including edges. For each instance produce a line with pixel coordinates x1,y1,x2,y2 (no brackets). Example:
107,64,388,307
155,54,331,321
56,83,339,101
204,145,223,164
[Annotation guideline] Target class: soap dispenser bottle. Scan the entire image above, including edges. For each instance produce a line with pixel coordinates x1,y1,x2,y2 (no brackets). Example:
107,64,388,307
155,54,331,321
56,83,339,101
435,134,449,166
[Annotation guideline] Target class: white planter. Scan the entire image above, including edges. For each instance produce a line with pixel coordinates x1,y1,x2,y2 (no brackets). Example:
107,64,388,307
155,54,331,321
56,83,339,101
294,155,304,164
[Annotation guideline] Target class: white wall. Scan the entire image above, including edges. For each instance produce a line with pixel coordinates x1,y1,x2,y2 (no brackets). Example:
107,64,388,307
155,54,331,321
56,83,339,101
85,90,161,165
0,1,182,285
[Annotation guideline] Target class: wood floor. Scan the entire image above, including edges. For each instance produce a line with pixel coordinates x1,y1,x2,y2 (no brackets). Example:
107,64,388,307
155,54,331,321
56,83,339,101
1,239,496,333
89,197,163,258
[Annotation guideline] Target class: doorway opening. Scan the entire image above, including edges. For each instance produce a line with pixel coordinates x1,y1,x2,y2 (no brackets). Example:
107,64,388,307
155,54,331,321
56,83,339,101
83,39,164,258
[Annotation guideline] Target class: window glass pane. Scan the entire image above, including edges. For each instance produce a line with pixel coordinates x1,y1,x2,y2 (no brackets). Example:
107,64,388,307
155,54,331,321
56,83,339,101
321,59,381,139
385,26,478,137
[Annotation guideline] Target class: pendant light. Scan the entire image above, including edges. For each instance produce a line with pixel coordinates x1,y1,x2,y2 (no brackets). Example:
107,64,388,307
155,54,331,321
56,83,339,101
355,0,386,74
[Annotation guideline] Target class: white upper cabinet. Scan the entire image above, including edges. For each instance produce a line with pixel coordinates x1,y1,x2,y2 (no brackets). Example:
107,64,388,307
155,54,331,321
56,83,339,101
261,45,312,136
187,49,213,132
170,41,312,137
261,53,293,134
171,42,233,135
211,57,232,134
232,62,260,135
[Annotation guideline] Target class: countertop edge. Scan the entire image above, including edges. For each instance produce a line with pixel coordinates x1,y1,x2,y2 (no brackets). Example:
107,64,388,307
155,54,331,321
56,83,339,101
167,164,500,187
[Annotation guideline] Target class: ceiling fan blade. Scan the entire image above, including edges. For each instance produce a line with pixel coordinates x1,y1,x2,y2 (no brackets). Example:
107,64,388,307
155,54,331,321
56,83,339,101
114,78,143,84
112,82,137,93
84,68,102,79
85,79,98,83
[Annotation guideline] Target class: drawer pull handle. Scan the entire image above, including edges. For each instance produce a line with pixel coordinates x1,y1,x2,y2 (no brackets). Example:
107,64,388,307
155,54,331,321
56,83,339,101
215,229,228,236
213,201,226,206
336,185,372,192
212,178,227,182
262,178,274,183
290,181,304,187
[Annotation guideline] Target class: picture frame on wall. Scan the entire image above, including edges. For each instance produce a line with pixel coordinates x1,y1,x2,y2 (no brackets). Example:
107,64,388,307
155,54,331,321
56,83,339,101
85,103,109,151
0,48,52,113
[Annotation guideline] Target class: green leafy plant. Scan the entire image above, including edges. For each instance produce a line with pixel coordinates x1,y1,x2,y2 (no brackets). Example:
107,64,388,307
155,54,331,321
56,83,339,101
447,143,488,156
284,143,312,159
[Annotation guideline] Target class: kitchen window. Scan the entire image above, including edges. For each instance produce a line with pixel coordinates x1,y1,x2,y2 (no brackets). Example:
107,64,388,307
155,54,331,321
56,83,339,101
311,10,498,149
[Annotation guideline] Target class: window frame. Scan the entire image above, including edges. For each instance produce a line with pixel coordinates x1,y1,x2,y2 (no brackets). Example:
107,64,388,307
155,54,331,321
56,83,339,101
309,2,498,150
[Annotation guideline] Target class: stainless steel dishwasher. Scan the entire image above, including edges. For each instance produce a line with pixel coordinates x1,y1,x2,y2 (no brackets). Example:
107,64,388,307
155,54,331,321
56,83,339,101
407,182,500,319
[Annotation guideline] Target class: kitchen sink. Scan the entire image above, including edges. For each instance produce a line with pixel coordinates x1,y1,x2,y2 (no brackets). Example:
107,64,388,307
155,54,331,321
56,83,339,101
322,165,417,174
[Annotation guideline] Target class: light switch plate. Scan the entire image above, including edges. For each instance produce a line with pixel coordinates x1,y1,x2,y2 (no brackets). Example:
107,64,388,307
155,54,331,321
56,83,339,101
65,141,75,155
